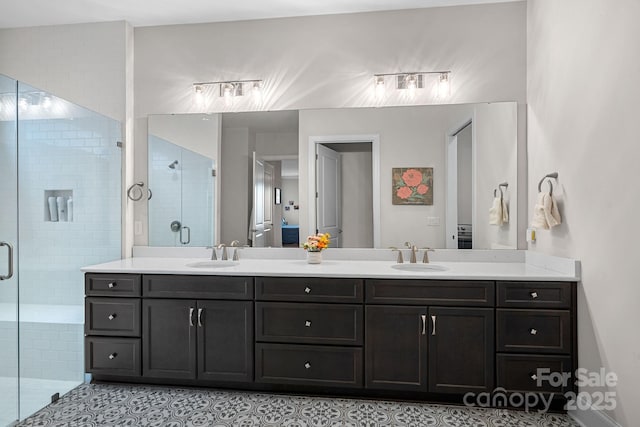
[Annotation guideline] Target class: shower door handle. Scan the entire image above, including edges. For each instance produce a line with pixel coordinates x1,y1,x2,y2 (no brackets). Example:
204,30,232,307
180,226,191,245
0,241,14,280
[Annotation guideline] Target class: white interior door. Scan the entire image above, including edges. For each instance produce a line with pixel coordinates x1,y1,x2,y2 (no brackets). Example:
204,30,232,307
446,135,459,249
263,162,274,247
251,152,265,247
316,144,342,248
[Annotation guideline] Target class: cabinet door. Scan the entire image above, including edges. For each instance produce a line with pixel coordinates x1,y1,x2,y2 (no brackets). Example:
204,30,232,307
428,307,494,394
197,300,254,382
143,299,197,379
365,305,427,391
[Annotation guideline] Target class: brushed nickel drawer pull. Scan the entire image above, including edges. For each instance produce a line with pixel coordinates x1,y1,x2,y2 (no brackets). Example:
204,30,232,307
304,286,311,294
431,315,437,336
530,328,538,335
304,362,311,369
197,308,204,327
108,313,117,320
530,291,538,299
108,353,118,360
108,282,116,288
189,307,195,326
305,320,312,327
421,315,426,335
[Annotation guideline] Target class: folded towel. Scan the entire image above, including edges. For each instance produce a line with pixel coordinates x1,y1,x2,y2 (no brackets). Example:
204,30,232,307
489,197,503,225
543,192,562,228
531,192,561,229
501,197,509,224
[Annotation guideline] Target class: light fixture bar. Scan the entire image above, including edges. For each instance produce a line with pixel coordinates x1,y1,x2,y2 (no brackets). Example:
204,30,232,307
193,79,262,86
373,71,450,78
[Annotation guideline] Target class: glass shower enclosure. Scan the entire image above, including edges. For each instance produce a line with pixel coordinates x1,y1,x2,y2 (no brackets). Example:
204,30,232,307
0,74,122,424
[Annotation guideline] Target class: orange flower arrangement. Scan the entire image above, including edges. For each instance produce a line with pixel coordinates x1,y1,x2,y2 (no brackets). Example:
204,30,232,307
303,233,331,252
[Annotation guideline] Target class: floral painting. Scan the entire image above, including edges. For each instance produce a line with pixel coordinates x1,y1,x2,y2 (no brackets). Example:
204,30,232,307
392,167,433,205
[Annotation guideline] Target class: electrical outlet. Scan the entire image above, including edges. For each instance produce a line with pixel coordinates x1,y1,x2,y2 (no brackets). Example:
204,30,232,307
135,221,143,235
427,217,440,226
526,228,536,242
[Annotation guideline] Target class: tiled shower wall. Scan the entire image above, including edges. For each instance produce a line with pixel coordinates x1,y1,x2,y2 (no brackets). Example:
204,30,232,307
18,116,121,306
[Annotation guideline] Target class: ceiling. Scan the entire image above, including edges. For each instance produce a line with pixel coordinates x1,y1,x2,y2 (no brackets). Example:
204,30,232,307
0,0,521,29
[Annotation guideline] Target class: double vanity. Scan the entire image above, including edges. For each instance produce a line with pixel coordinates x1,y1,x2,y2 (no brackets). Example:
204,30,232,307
82,249,579,410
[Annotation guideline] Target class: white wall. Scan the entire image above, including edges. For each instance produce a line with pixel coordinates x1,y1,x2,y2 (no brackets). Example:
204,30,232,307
527,0,640,425
474,102,518,249
220,127,252,245
341,151,374,248
281,179,300,225
0,21,127,123
133,3,525,116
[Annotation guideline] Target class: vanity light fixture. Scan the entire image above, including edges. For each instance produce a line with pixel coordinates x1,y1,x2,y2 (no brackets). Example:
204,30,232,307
192,79,264,107
373,71,451,99
437,72,451,98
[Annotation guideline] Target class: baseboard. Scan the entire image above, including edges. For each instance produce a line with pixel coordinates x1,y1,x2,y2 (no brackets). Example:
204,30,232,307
569,395,621,427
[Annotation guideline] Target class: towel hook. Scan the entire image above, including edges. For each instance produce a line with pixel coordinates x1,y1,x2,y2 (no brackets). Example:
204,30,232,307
127,181,153,201
537,172,558,196
494,182,508,199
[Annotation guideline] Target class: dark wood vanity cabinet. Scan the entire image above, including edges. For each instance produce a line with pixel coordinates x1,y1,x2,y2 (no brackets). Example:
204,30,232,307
86,274,254,384
255,277,364,388
85,274,142,377
85,273,577,407
365,280,495,394
495,281,577,394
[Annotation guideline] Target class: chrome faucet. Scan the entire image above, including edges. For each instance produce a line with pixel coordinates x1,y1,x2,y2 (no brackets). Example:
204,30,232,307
405,242,418,263
217,243,228,260
210,246,217,260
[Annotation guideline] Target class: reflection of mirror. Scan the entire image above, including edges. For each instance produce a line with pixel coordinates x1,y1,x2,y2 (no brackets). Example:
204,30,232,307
147,114,220,246
146,102,517,249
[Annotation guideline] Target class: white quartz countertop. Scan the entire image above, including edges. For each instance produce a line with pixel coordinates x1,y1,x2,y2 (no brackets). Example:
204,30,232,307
81,256,579,281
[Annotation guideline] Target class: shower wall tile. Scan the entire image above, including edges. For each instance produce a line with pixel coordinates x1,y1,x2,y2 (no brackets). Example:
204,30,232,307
18,116,121,306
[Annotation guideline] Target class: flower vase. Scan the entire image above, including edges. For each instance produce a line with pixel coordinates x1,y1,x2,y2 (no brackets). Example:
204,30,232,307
307,251,322,264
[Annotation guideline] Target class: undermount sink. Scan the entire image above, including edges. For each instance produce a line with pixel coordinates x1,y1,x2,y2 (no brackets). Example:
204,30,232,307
187,260,239,269
391,263,447,272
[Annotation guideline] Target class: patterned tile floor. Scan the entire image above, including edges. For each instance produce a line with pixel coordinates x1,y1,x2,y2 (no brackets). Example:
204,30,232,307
17,383,580,427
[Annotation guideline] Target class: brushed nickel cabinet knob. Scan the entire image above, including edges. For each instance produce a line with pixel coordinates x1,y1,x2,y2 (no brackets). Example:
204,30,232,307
108,313,117,320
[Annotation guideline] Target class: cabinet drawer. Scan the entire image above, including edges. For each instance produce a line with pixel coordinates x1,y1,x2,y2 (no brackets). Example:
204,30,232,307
256,302,363,346
85,274,141,297
497,282,573,309
256,343,362,388
85,337,141,376
497,354,573,393
365,280,494,306
143,275,253,300
497,309,571,354
256,277,363,303
85,298,141,337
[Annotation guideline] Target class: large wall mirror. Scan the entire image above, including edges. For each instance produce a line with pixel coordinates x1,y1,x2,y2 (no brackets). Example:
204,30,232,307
147,101,517,250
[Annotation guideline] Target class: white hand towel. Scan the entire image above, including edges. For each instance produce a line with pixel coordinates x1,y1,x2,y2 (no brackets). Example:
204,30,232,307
531,192,549,229
501,198,509,224
543,192,562,228
531,192,562,229
489,197,503,225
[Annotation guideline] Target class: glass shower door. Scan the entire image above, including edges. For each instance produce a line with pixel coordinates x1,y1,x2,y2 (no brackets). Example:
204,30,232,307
0,75,19,426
